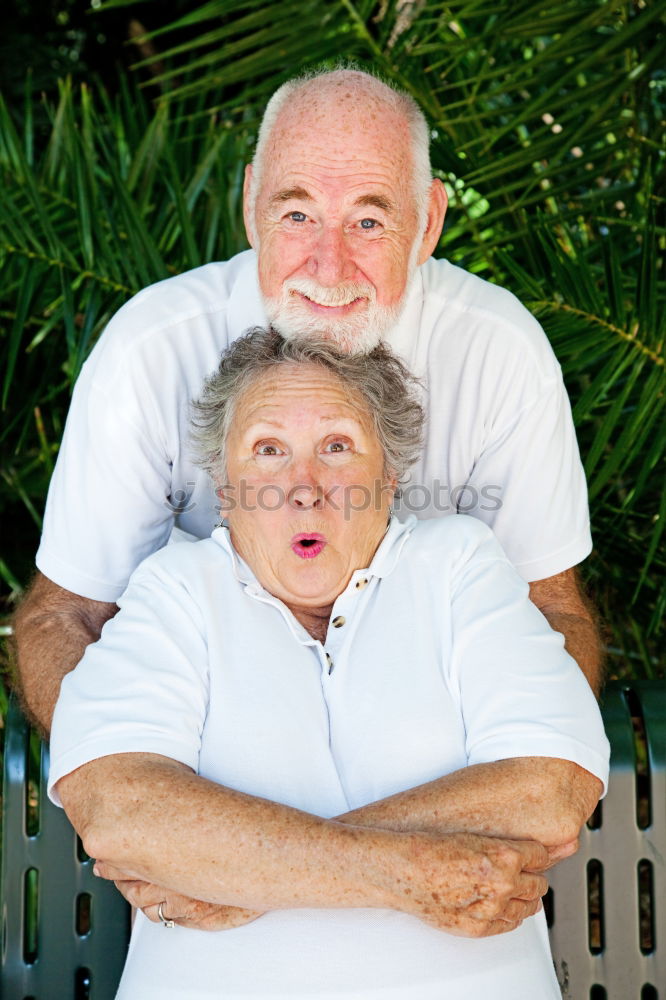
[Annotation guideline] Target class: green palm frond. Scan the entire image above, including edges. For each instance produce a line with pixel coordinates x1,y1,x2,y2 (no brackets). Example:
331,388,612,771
1,1,664,676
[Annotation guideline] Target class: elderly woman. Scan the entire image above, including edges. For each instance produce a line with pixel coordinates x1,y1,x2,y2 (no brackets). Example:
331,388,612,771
49,329,609,1000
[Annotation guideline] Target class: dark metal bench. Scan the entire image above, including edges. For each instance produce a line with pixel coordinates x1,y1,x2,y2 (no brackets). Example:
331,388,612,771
548,680,665,998
2,681,664,999
1,698,130,999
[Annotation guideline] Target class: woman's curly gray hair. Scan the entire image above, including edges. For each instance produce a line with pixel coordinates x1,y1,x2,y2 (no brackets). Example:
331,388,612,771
191,328,425,488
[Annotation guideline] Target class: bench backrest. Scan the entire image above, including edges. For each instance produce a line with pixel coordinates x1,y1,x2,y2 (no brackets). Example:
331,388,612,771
548,680,665,998
2,681,664,999
1,698,130,999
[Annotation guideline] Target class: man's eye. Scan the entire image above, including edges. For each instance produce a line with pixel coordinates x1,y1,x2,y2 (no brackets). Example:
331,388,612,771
360,218,378,229
288,211,307,223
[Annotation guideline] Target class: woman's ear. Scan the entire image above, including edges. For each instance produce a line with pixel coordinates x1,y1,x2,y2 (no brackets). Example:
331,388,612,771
383,471,399,510
215,482,232,515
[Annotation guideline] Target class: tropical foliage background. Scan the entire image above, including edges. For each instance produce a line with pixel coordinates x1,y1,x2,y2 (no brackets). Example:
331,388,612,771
1,0,665,718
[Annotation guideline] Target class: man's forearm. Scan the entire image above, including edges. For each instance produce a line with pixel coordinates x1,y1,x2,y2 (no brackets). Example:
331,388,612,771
528,568,604,695
337,757,602,850
14,572,117,734
541,611,603,696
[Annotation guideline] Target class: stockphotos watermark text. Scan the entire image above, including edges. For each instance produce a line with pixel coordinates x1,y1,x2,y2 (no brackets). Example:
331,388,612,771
166,480,503,517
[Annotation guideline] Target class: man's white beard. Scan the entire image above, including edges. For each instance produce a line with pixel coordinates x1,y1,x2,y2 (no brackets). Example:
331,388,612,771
264,274,413,356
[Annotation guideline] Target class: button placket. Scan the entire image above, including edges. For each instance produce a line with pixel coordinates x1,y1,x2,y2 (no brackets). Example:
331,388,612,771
322,574,374,680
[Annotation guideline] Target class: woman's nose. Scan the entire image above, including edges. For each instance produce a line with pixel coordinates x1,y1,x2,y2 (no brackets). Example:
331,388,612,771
288,481,325,510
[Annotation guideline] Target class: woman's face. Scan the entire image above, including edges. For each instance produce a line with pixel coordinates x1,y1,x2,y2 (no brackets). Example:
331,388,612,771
221,363,396,611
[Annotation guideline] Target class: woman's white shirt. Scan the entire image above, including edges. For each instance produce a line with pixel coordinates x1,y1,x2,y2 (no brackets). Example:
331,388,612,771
48,514,609,1000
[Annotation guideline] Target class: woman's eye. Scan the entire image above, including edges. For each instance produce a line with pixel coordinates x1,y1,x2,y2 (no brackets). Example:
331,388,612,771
324,440,350,453
288,211,307,223
255,443,283,456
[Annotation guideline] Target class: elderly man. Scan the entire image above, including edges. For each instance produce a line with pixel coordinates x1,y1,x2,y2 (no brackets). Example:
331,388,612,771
16,66,600,730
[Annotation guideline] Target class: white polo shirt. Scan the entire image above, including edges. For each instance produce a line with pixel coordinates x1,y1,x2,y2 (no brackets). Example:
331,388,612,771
49,515,609,1000
36,251,591,601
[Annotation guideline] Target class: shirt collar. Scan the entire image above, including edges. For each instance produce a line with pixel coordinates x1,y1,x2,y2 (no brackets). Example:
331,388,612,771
210,513,417,593
382,265,426,367
226,249,268,335
210,526,260,588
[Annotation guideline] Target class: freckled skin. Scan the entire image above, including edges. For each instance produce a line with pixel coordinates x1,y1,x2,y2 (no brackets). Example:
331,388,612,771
243,74,447,328
222,363,396,639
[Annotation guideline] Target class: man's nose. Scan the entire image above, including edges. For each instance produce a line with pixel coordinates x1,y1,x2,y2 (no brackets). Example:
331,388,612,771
307,226,355,286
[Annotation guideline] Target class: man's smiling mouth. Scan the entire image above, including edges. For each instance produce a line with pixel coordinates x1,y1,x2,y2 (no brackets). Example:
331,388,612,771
295,291,365,312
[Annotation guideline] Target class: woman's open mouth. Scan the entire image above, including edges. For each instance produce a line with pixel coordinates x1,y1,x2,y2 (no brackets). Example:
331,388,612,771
291,533,327,559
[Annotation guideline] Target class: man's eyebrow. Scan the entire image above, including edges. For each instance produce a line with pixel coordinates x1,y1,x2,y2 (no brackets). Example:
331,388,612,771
270,187,313,204
354,194,394,213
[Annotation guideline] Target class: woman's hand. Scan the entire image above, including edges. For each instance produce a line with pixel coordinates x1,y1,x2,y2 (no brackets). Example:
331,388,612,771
94,862,263,931
388,832,550,937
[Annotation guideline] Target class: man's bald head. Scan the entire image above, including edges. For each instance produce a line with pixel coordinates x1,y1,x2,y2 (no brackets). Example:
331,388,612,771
248,68,432,242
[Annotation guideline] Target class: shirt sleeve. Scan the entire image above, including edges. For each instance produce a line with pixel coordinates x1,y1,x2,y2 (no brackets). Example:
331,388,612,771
35,347,176,603
466,374,592,583
47,552,210,805
448,520,609,790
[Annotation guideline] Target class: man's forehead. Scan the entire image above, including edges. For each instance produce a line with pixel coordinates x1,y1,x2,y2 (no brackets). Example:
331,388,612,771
266,87,411,156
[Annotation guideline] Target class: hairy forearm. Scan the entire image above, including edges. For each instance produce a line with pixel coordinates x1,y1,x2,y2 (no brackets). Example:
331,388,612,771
529,568,604,696
338,757,602,848
541,611,603,696
14,573,117,735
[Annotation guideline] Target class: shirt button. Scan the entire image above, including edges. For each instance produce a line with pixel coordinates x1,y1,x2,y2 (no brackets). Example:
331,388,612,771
325,652,333,674
332,616,346,628
355,578,369,590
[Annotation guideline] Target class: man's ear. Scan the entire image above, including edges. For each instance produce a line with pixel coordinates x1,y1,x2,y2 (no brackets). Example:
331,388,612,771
243,164,256,248
416,178,447,266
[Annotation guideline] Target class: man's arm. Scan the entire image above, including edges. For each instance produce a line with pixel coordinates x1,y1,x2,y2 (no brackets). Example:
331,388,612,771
528,568,603,695
14,572,117,734
58,751,549,938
